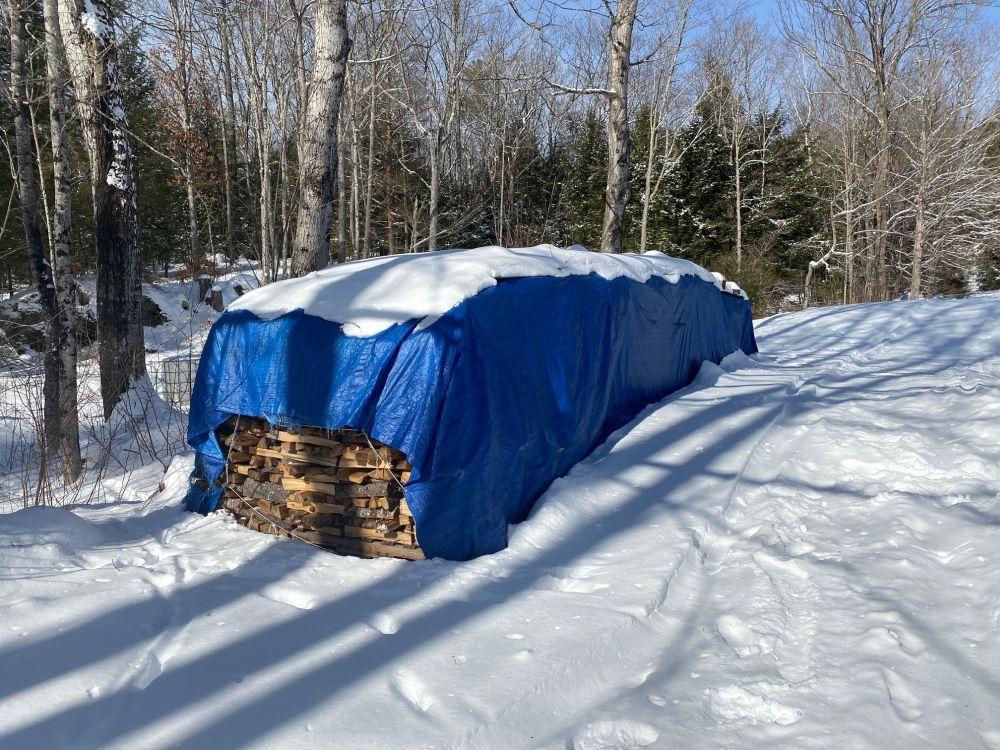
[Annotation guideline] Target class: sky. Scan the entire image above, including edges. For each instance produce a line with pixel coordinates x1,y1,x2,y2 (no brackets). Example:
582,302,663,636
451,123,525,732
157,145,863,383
751,0,1000,24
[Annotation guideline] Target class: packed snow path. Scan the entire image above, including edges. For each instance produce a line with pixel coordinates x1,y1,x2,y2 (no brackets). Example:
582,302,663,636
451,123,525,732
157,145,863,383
2,295,999,749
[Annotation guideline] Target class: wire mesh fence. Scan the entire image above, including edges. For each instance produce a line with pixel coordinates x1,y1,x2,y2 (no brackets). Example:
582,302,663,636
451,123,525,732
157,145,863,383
149,354,199,412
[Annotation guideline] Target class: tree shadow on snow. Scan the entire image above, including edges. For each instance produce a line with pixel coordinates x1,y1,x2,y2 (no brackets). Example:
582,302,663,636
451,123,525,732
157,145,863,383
1,295,998,747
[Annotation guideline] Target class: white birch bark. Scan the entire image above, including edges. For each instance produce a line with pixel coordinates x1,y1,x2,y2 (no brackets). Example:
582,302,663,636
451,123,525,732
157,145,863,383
599,0,639,254
43,0,82,481
58,0,146,419
290,0,351,276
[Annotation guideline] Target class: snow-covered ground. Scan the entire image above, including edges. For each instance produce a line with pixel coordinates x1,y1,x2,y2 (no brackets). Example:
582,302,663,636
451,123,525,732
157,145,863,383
0,260,260,512
1,294,999,749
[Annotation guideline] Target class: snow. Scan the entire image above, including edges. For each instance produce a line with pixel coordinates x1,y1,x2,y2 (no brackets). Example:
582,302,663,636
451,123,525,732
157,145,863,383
80,0,109,40
0,259,263,512
2,293,1000,748
229,245,722,337
106,165,129,191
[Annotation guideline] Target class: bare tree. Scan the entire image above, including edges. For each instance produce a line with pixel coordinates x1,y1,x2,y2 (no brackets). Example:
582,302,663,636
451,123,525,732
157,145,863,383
43,0,82,481
393,0,476,253
781,0,984,301
703,12,780,274
59,0,146,417
165,0,202,265
784,0,996,303
636,0,696,255
9,0,63,468
290,0,351,276
898,29,1000,296
597,0,639,253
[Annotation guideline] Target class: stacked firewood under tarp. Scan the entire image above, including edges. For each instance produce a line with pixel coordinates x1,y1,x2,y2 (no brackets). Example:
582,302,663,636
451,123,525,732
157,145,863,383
214,416,423,560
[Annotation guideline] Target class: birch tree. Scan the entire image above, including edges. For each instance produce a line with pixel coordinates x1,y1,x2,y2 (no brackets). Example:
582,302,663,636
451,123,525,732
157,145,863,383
43,0,82,480
290,0,351,276
59,0,146,418
597,0,639,253
9,0,63,462
636,0,696,255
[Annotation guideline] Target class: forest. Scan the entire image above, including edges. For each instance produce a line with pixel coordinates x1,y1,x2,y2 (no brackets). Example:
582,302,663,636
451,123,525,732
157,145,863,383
2,0,997,298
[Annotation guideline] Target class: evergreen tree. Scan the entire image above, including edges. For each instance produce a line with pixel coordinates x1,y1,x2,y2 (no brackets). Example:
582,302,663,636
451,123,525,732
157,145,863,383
659,111,733,266
744,118,824,273
557,109,608,248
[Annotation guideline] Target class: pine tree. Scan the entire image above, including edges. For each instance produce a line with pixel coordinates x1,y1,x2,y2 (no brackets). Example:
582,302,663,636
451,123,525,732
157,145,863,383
659,112,733,266
558,110,608,248
745,118,824,272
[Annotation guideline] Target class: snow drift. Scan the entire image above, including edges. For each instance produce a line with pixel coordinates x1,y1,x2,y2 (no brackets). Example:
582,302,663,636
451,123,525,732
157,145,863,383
185,246,756,559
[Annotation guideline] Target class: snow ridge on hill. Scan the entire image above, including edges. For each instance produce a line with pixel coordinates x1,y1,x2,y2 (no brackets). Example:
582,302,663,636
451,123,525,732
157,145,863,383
1,293,999,749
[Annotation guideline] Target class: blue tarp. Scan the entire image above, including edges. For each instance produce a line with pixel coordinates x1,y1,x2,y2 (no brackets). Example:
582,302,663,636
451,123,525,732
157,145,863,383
184,272,757,560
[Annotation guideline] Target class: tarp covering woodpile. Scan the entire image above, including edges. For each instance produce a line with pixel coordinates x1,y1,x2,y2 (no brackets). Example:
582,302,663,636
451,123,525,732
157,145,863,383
184,245,757,560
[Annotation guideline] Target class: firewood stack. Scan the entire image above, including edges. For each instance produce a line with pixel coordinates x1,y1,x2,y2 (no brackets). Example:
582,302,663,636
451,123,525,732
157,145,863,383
214,416,423,560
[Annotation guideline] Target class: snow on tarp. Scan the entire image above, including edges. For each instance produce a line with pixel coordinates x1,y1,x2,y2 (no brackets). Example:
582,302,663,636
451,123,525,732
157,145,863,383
184,245,757,560
228,244,732,337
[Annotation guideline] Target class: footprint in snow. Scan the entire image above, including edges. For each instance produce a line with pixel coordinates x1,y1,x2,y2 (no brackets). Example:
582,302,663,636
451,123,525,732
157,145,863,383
716,614,777,657
535,574,611,594
391,669,435,713
571,719,659,750
882,669,922,722
707,684,802,726
259,584,316,611
369,612,400,635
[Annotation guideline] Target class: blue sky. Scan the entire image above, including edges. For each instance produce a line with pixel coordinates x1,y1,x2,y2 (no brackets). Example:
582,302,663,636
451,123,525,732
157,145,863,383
750,0,1000,23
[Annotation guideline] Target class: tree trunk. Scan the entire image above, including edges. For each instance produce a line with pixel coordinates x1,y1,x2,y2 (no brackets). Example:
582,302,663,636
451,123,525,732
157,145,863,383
59,0,145,419
872,118,890,300
336,107,348,263
734,136,743,274
842,128,855,305
844,202,854,304
218,81,235,263
639,103,657,255
910,105,930,300
290,0,351,277
910,196,924,299
43,0,82,482
599,0,639,254
362,85,376,259
386,115,395,255
10,0,62,460
219,0,238,262
428,130,440,252
185,153,200,265
165,0,201,266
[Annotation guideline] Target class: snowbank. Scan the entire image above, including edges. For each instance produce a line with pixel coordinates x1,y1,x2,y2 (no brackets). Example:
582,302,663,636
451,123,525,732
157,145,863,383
228,245,721,337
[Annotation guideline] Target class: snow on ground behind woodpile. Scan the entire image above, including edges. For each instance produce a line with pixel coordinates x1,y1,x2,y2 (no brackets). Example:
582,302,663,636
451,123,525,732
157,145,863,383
0,259,262,512
228,245,725,337
0,293,998,749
